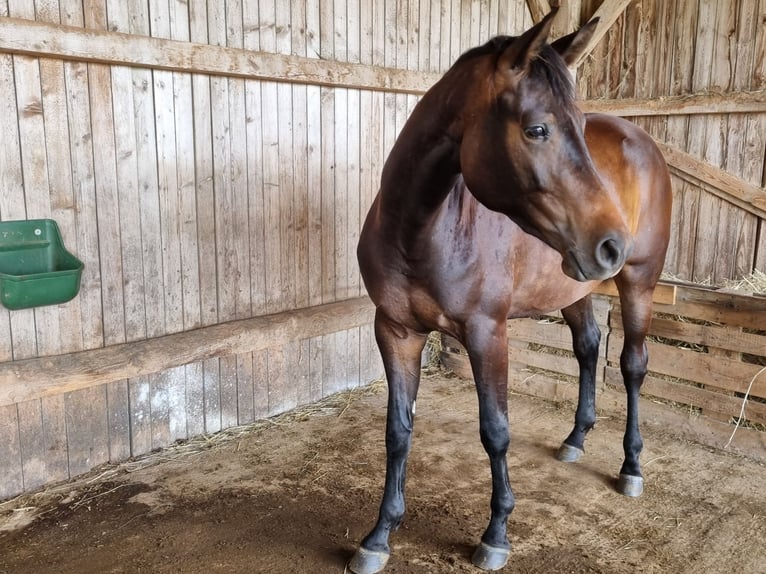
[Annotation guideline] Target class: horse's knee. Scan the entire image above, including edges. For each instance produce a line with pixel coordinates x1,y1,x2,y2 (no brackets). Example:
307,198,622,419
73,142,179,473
573,322,601,362
620,342,648,384
385,421,412,458
480,418,510,457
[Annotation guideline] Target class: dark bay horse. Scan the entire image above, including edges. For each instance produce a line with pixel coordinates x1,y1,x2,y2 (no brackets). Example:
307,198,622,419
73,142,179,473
350,9,672,574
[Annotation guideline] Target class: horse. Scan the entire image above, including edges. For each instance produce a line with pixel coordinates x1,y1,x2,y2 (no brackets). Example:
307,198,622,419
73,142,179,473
349,8,672,574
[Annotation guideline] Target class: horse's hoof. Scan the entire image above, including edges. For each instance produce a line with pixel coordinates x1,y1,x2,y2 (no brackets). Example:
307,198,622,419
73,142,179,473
347,546,390,574
556,443,584,463
616,473,644,497
471,542,511,571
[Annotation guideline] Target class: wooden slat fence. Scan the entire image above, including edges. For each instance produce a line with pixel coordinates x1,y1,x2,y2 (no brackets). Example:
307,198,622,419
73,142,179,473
441,283,766,460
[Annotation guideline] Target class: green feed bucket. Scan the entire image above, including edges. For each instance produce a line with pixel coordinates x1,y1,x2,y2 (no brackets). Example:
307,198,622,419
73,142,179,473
0,219,84,310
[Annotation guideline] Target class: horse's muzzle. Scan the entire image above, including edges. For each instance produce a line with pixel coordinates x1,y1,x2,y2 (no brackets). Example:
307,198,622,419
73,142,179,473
563,233,631,282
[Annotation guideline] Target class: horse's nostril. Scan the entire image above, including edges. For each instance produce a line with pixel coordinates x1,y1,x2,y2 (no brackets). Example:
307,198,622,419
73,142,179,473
596,235,624,270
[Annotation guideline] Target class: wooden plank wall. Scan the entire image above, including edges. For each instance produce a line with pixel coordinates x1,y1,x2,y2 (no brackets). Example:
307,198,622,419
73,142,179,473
0,0,534,499
577,0,766,283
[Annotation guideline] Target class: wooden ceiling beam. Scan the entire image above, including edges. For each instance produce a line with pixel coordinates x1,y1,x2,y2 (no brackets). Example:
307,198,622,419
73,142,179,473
657,142,766,221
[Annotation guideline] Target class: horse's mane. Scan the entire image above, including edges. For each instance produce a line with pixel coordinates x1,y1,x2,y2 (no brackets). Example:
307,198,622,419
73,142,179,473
454,36,578,112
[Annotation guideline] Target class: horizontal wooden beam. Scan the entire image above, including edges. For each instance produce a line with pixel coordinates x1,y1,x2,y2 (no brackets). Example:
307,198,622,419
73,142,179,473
591,280,677,305
1,16,763,119
582,90,766,116
0,16,439,95
657,142,766,220
0,297,376,407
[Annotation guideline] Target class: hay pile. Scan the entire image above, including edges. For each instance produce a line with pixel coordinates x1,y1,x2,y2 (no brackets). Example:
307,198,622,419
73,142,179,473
720,269,766,295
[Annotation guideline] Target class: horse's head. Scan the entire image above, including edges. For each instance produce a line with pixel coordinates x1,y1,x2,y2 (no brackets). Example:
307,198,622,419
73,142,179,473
459,10,631,282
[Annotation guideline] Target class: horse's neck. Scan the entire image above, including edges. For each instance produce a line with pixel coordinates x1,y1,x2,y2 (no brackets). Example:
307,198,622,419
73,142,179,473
376,71,473,223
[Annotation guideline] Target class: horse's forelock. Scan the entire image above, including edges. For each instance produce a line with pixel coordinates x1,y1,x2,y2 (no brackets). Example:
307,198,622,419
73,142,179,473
528,44,578,111
453,37,579,113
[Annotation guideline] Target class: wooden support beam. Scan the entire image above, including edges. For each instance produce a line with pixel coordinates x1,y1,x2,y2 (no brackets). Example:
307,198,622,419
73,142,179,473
0,16,440,95
0,297,376,408
582,90,766,116
592,280,677,305
571,0,633,68
657,142,766,220
0,15,763,120
526,0,549,23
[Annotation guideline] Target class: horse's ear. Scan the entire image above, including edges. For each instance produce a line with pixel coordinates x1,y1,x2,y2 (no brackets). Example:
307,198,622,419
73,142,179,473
550,17,600,67
498,8,558,72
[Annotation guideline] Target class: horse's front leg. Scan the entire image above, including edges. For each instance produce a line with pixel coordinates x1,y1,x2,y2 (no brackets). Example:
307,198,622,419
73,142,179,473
557,296,601,463
465,318,515,571
612,272,658,498
348,310,427,574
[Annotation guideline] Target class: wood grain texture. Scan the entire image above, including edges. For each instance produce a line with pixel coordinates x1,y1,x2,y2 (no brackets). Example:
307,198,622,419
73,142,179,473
0,297,376,407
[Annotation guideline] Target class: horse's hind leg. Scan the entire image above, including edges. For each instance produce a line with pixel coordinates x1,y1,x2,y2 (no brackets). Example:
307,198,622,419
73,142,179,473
557,295,601,463
464,317,515,571
349,310,427,574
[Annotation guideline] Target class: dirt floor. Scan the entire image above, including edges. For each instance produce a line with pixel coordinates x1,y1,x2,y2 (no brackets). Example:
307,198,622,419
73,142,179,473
2,371,766,574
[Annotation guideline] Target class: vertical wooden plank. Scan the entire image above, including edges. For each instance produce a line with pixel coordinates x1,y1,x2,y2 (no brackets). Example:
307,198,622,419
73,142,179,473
686,0,722,283
105,0,145,345
0,404,23,499
17,400,47,491
663,2,699,280
128,376,151,456
449,0,462,65
322,332,340,396
252,349,269,419
205,0,239,429
150,0,185,333
427,0,440,72
188,0,216,438
184,362,205,437
219,355,239,429
230,8,253,322
126,0,165,341
718,0,760,280
170,0,202,332
244,1,268,315
281,341,300,412
333,0,349,302
167,366,187,442
438,0,452,72
65,386,109,477
189,0,218,328
106,380,131,461
756,0,766,273
86,3,126,348
295,339,312,407
0,14,27,362
203,358,221,434
306,1,323,307
309,336,324,402
236,353,255,425
259,1,284,312
277,2,297,312
267,346,288,415
8,44,45,361
320,0,336,304
40,395,69,482
149,371,170,450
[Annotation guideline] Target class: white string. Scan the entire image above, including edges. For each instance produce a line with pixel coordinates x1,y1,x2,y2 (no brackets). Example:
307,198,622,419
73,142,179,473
724,365,766,449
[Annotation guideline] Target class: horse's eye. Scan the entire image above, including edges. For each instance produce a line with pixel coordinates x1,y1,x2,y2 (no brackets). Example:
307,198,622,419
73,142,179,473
524,124,549,140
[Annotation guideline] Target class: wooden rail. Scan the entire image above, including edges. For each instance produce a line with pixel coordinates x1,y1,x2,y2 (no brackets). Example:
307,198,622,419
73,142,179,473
0,16,764,116
0,297,376,407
